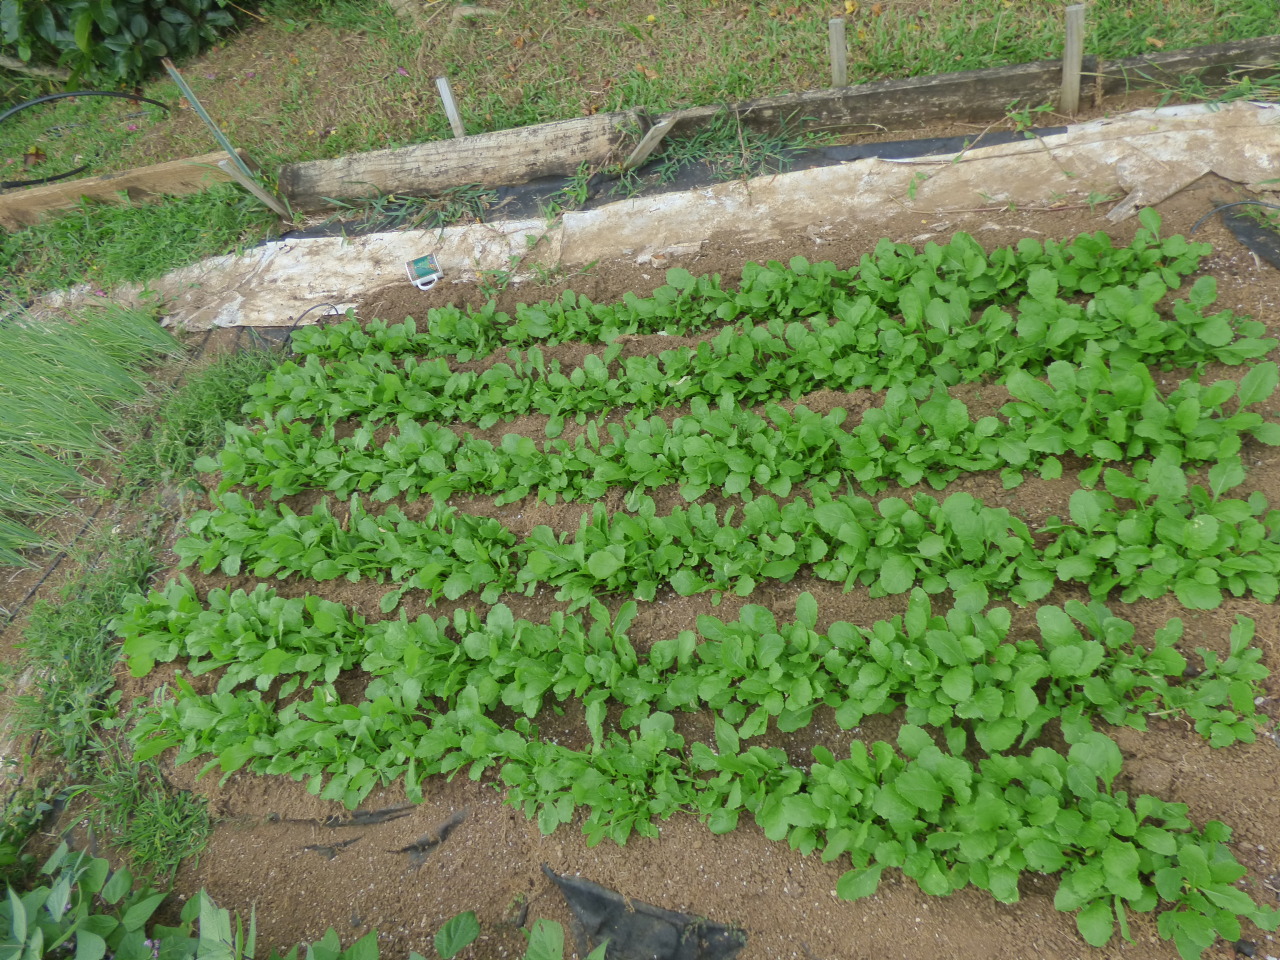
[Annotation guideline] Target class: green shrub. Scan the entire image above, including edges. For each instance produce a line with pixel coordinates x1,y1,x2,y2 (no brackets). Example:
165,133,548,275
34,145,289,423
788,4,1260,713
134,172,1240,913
0,0,237,86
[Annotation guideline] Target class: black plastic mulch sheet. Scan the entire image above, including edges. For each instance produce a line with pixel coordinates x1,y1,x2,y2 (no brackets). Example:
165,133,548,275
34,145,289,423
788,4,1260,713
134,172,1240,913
1221,206,1280,270
544,865,747,960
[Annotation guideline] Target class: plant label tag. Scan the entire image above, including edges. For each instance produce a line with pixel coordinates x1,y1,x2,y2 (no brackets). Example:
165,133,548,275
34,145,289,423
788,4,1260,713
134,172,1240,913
406,254,443,291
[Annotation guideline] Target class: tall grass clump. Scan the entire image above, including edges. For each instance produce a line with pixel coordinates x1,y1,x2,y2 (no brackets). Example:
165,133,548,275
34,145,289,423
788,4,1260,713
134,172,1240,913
0,303,181,565
121,343,284,491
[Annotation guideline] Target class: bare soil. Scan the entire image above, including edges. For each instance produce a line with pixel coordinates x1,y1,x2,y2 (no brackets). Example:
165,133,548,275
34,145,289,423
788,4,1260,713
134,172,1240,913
30,181,1280,960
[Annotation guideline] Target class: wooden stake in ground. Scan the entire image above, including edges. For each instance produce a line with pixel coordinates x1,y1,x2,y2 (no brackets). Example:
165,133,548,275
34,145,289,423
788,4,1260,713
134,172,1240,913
217,159,291,221
622,115,679,171
829,18,848,89
162,57,292,219
436,77,467,138
1060,4,1086,114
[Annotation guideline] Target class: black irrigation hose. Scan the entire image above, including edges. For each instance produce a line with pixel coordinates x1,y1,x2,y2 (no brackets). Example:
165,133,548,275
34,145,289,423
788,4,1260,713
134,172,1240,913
1190,200,1280,234
0,90,171,189
286,302,342,339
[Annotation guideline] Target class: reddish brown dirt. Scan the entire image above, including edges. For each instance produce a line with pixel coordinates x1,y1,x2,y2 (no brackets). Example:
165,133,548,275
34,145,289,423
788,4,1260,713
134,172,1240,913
87,182,1280,960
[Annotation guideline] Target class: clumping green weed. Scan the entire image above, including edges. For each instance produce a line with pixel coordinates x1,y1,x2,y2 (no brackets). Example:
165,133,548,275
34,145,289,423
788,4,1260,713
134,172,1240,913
320,185,497,233
13,534,156,769
649,109,818,184
90,752,213,884
121,344,284,492
7,531,215,880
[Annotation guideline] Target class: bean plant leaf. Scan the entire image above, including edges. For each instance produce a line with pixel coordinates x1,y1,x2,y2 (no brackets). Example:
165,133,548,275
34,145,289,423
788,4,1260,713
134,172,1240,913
524,919,566,960
435,911,480,959
74,932,107,960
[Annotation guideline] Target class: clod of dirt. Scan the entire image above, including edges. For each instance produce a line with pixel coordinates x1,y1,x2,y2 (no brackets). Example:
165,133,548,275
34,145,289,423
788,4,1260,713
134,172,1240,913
390,808,468,870
301,836,362,861
544,865,747,960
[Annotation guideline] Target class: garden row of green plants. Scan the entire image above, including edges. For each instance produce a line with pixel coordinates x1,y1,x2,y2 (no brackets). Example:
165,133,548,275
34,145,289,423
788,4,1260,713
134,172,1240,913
287,222,1210,363
120,581,1273,956
119,213,1280,958
207,355,1280,506
247,269,1269,434
175,457,1280,615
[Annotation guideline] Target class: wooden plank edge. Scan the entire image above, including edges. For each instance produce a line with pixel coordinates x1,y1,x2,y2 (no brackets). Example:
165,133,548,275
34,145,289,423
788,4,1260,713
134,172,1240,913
0,150,244,230
279,110,641,213
666,34,1280,136
281,34,1280,216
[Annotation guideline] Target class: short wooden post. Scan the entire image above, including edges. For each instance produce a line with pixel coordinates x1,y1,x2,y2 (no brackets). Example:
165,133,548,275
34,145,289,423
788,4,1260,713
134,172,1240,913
622,115,679,171
1060,4,1086,114
829,18,848,89
436,77,467,138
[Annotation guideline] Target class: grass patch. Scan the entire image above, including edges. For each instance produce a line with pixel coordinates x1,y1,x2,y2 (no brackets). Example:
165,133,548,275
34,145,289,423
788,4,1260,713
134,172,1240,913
0,184,276,304
4,0,1275,177
89,752,213,883
11,535,156,767
0,303,182,564
120,342,285,492
6,532,213,880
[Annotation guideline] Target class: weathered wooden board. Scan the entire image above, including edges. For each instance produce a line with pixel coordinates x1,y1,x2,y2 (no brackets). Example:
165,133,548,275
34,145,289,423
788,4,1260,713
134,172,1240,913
279,111,641,213
0,151,240,229
669,34,1280,137
1096,35,1280,93
277,33,1278,216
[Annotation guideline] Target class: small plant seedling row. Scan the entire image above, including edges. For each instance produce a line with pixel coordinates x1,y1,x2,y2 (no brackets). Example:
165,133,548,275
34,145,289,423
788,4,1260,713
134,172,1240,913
120,583,1274,956
247,270,1269,433
288,224,1208,363
208,356,1280,506
119,212,1280,959
176,460,1280,615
